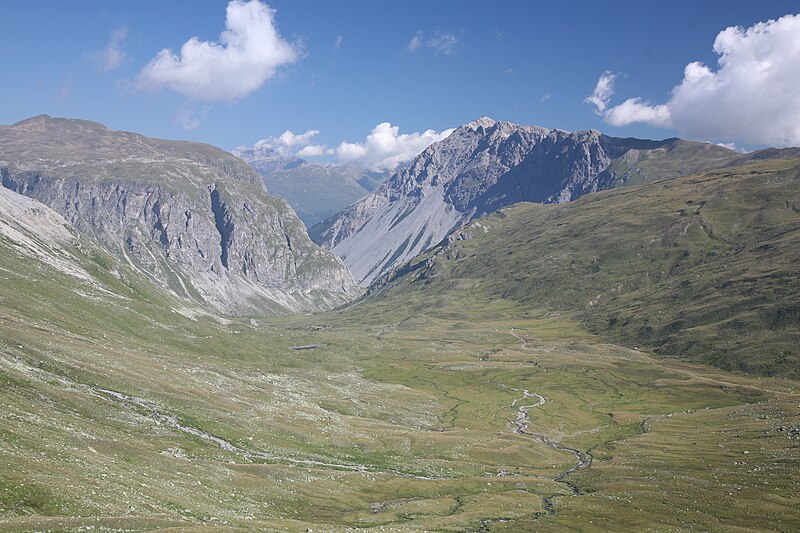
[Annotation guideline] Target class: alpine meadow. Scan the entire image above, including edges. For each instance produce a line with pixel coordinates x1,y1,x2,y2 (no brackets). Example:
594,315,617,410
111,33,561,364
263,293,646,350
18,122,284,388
1,1,799,532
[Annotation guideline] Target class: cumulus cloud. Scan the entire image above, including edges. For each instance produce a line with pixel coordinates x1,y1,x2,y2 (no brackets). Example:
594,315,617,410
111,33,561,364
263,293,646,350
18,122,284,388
235,123,454,172
605,98,671,128
297,144,331,157
406,30,461,56
234,129,321,158
92,27,128,71
587,14,800,146
585,71,617,113
333,122,455,171
137,0,296,101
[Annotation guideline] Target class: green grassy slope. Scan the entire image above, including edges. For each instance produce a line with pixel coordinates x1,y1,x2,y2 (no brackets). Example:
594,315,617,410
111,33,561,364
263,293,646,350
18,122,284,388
603,137,740,187
372,158,800,378
1,158,798,531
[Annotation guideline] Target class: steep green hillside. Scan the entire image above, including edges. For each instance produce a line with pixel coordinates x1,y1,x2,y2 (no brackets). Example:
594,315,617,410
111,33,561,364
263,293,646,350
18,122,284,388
372,158,800,378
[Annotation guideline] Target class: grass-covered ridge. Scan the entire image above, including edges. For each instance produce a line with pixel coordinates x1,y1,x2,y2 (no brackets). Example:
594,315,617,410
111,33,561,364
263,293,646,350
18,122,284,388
372,158,800,378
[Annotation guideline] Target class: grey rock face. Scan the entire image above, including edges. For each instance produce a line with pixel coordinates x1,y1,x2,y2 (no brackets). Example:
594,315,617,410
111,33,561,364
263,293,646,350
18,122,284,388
312,117,738,286
0,115,360,315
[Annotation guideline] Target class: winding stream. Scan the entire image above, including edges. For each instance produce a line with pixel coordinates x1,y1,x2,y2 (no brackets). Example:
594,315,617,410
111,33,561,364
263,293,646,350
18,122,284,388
509,388,592,507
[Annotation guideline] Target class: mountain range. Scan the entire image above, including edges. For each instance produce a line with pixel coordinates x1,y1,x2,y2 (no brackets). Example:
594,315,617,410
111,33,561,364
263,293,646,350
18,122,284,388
311,116,797,286
0,115,359,315
1,113,799,531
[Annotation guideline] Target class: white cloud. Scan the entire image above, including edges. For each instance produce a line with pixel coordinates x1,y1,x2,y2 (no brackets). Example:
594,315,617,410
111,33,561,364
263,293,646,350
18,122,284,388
427,31,460,56
716,142,742,152
406,32,423,52
604,98,671,128
587,14,800,146
92,27,128,71
236,123,454,171
585,71,617,113
297,144,331,157
335,141,369,162
540,93,551,103
137,0,297,102
235,129,321,157
276,129,320,150
405,31,461,56
333,122,455,172
335,35,344,49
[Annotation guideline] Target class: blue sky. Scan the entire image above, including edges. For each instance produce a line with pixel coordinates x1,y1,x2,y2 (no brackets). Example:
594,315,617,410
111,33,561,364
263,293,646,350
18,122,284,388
1,0,798,165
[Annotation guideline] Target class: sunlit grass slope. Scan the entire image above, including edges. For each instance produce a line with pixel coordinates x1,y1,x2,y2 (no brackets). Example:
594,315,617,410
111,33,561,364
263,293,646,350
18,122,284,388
373,158,800,378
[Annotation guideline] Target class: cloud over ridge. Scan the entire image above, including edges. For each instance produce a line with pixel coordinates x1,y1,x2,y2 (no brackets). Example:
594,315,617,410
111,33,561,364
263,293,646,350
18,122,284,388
587,14,800,146
236,123,455,172
333,122,455,171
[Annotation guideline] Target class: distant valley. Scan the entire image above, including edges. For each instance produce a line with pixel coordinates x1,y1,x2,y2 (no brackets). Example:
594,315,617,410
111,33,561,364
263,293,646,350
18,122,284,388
234,144,389,226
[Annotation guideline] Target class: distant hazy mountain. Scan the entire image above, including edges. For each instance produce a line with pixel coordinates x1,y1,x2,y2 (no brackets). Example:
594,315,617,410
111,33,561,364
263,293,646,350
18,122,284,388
233,146,389,227
0,115,360,315
311,117,748,285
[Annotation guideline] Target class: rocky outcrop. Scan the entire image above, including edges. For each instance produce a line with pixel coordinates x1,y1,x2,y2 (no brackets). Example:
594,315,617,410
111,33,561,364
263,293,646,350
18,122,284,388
311,117,738,286
0,115,360,315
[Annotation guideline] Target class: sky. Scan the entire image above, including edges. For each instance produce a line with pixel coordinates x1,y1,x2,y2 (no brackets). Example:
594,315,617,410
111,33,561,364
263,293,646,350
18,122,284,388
1,1,798,170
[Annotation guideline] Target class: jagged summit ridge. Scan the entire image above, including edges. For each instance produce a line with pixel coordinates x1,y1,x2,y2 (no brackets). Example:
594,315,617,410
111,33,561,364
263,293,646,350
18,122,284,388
462,116,498,130
311,118,740,286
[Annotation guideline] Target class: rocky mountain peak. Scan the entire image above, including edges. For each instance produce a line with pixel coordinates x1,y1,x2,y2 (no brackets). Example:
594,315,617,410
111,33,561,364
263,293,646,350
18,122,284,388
0,115,360,315
462,116,498,131
311,118,742,286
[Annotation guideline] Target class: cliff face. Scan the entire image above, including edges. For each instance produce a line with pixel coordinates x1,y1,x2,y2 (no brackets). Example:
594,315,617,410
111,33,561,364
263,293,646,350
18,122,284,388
311,117,738,286
0,115,360,314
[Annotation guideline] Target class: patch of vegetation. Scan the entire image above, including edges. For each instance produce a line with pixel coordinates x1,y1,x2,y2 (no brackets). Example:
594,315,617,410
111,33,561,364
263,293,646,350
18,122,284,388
374,158,800,378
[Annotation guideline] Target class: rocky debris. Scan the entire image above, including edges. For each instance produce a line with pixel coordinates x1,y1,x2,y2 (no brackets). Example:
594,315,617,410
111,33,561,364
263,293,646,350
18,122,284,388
776,426,800,439
0,186,95,284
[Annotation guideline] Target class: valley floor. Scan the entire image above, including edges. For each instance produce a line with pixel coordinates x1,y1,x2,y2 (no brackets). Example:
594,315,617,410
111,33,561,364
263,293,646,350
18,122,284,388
1,283,798,531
